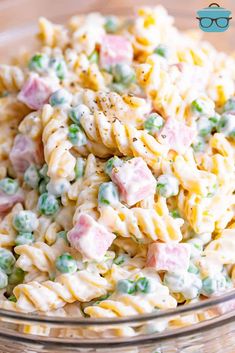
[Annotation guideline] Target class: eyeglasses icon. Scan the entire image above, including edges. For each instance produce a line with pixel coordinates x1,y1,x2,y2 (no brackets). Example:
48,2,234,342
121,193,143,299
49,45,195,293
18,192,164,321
196,16,232,28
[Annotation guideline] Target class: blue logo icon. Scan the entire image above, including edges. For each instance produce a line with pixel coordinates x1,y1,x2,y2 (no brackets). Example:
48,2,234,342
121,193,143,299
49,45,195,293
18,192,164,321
196,3,232,32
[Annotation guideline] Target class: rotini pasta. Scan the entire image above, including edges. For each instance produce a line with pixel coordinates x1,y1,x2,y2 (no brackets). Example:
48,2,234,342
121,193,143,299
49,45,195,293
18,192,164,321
99,201,183,244
79,109,168,171
41,104,76,181
12,270,109,312
85,269,177,318
0,5,234,340
0,65,25,93
15,237,68,277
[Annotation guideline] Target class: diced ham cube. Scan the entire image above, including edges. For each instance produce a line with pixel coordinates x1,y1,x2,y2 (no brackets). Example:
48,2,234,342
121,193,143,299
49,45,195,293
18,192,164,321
0,189,24,216
157,117,196,154
18,74,57,110
99,35,133,69
111,157,156,206
147,243,190,272
67,213,115,261
9,134,44,174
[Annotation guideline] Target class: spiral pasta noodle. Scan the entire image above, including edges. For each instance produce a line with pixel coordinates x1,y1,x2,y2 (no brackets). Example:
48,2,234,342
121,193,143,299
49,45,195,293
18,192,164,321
80,89,151,128
0,203,23,248
79,109,167,171
0,65,25,93
73,155,108,222
15,237,68,276
41,104,76,181
38,17,69,49
99,201,183,244
85,270,176,318
12,270,109,312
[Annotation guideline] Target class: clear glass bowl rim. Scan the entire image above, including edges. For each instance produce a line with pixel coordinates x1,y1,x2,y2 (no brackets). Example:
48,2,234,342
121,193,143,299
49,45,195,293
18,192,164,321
0,291,234,349
0,289,234,325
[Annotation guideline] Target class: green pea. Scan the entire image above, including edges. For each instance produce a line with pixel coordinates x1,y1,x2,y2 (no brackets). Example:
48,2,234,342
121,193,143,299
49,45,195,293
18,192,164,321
24,165,40,189
56,253,78,274
209,113,220,127
197,117,213,137
153,44,169,58
0,249,15,274
38,193,60,216
191,137,206,153
188,263,199,275
111,82,126,94
75,158,85,179
217,113,235,139
49,89,72,107
39,164,49,179
98,182,119,206
217,115,227,131
28,54,49,72
69,104,90,125
164,272,187,293
144,113,164,135
8,268,25,285
170,209,181,218
8,295,17,302
206,183,217,198
191,99,204,114
13,211,38,233
223,98,235,113
191,98,213,116
39,179,48,194
0,270,8,289
47,179,70,197
156,174,179,198
57,231,68,242
88,50,99,64
104,16,119,33
68,124,87,147
104,156,123,177
117,279,136,294
15,232,35,246
187,238,203,260
0,178,18,195
113,254,127,265
201,276,227,296
112,63,136,85
136,277,151,293
49,57,67,80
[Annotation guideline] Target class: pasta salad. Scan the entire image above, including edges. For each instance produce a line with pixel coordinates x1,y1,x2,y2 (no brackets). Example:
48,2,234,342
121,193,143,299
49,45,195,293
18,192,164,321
0,6,234,337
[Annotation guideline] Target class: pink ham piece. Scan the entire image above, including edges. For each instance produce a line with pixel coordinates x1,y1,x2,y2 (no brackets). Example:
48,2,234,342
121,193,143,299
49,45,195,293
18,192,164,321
0,189,24,216
111,157,156,207
9,134,44,174
147,243,191,272
18,74,57,110
67,213,116,261
157,117,196,154
99,35,133,69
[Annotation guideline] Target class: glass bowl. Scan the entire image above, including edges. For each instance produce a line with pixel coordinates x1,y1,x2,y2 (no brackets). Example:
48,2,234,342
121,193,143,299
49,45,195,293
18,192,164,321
0,1,235,352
